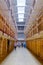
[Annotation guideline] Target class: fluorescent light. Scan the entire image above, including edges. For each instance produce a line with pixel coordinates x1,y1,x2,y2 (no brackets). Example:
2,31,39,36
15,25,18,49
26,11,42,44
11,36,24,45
18,7,25,13
17,0,26,6
19,18,24,22
18,14,24,18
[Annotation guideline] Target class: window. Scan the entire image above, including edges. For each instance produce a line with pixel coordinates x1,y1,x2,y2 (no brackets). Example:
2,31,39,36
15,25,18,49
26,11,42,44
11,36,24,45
18,26,24,30
17,0,26,6
17,0,26,22
18,14,24,18
18,7,25,13
19,18,24,22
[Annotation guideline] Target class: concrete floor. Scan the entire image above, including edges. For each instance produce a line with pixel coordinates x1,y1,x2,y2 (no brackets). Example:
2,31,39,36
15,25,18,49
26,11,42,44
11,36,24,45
1,47,41,65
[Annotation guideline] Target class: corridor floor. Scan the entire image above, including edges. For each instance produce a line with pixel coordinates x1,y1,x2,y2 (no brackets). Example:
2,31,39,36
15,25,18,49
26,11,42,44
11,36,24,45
1,47,41,65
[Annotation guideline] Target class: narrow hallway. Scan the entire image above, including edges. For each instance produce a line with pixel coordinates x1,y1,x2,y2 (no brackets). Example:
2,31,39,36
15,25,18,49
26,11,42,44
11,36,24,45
0,0,43,65
1,47,41,65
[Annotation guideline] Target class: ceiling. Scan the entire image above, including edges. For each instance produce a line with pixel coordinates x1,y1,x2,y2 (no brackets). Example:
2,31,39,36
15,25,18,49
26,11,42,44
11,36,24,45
9,0,35,40
0,0,35,40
